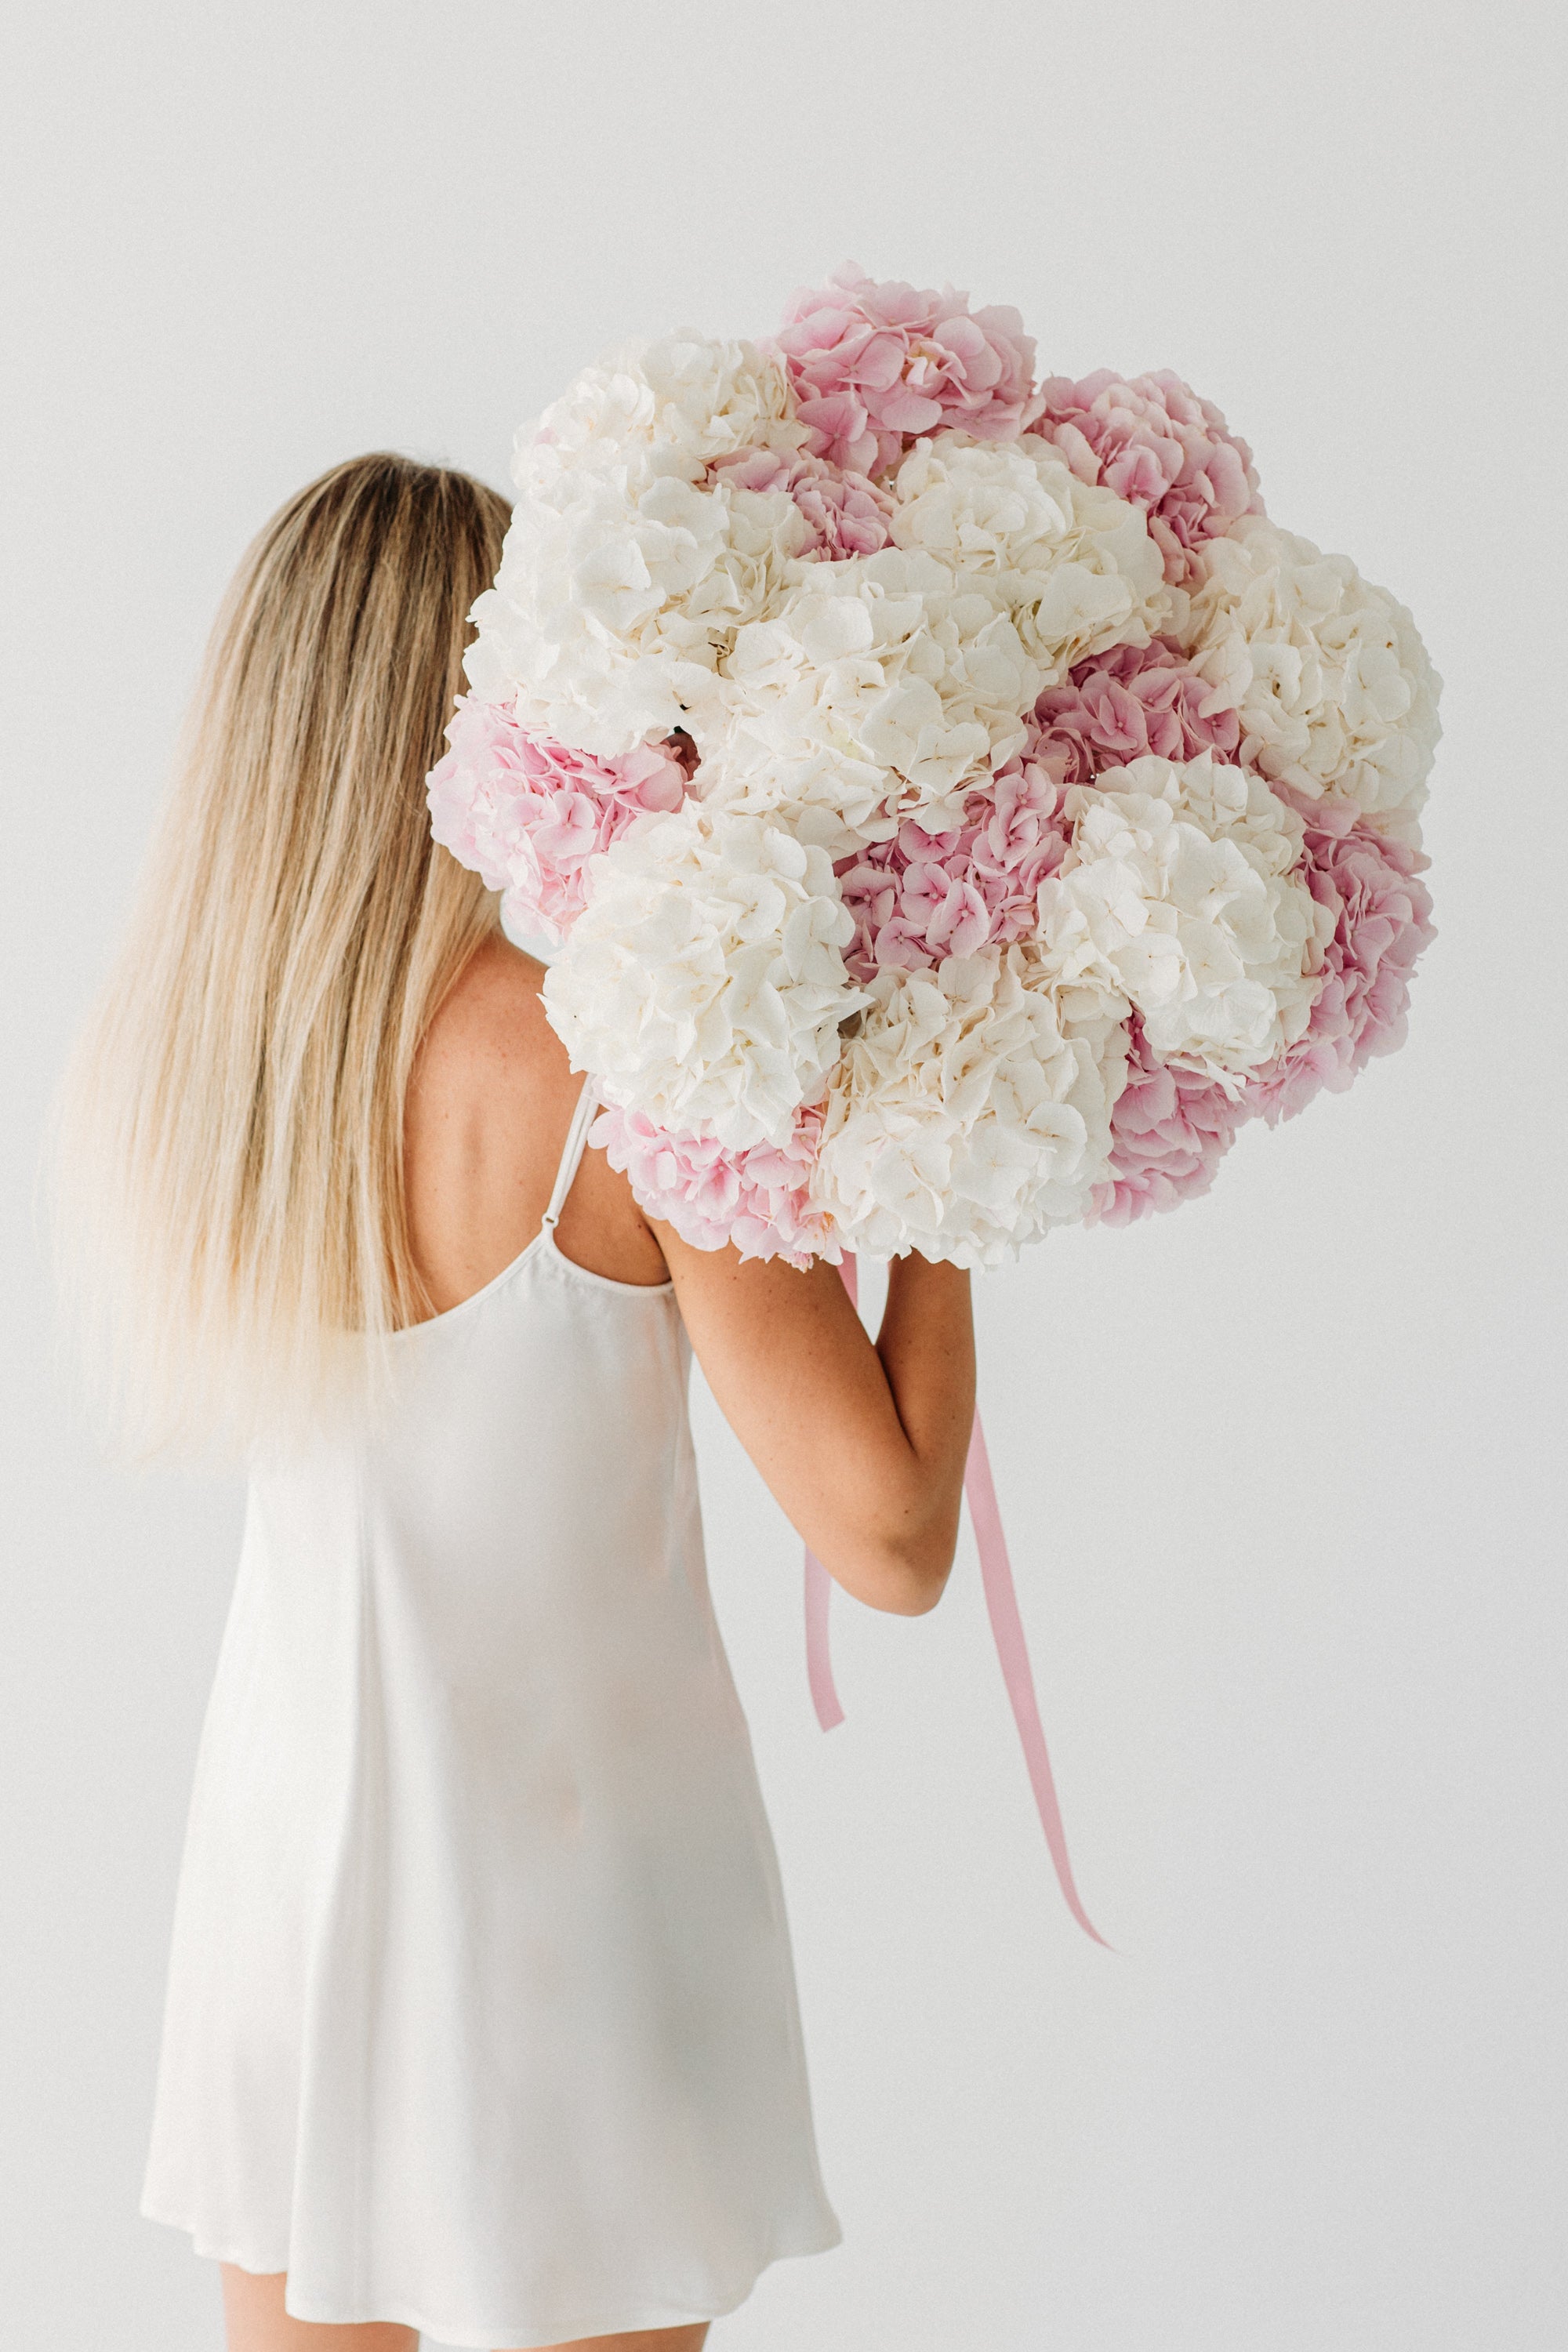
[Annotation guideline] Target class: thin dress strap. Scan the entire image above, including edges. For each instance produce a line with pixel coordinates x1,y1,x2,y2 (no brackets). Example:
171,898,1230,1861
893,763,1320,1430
539,1080,598,1232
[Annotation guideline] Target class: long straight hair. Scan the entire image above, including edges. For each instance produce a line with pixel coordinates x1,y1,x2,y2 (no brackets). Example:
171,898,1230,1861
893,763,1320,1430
53,453,510,1458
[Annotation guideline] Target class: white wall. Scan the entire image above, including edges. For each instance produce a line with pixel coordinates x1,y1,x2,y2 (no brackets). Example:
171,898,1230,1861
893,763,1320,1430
2,4,1563,2347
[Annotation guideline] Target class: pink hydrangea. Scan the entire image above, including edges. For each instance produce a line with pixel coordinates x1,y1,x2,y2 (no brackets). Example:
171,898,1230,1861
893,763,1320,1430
1031,638,1241,779
427,696,688,944
591,1102,838,1269
709,445,895,558
836,756,1073,982
1029,370,1261,586
775,263,1036,477
1247,795,1436,1124
1090,1028,1247,1225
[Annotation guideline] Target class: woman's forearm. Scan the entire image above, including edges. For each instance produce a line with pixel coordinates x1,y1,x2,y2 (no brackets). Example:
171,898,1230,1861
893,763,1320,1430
872,1257,976,1601
658,1231,976,1616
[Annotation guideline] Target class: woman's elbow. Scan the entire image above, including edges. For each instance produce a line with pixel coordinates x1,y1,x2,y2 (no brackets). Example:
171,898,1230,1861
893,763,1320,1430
882,1565,949,1617
856,1509,962,1617
804,1470,965,1616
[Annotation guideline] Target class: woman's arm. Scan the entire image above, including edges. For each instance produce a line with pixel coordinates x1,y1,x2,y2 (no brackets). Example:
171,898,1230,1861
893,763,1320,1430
655,1231,975,1618
407,953,973,1615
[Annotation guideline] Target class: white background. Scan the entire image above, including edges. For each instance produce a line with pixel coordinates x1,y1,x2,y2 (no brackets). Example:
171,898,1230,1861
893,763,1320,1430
2,3,1564,2347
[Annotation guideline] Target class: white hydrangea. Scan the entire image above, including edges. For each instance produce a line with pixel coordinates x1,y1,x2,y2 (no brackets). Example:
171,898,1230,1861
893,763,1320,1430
890,432,1170,685
521,333,808,478
809,948,1127,1266
1036,753,1333,1088
1177,514,1441,837
542,805,865,1149
710,547,1038,850
463,337,813,757
466,468,814,757
466,471,724,751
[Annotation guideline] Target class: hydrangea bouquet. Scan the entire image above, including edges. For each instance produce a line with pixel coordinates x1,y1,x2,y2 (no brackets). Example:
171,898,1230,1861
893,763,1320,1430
430,264,1439,1272
428,269,1439,1940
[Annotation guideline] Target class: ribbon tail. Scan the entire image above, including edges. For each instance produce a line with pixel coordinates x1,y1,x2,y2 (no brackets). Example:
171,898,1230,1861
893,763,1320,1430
804,1549,845,1731
803,1252,859,1734
965,1412,1114,1952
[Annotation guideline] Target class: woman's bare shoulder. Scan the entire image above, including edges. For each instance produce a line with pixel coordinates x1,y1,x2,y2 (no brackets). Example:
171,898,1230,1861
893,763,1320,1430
403,939,578,1314
405,935,666,1308
416,936,567,1096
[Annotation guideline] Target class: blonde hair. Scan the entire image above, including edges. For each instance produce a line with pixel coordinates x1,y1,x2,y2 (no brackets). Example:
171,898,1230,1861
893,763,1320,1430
53,452,510,1458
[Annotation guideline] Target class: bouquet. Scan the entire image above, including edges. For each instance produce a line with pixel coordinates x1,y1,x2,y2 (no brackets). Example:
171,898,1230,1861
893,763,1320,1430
428,269,1440,1939
430,263,1439,1270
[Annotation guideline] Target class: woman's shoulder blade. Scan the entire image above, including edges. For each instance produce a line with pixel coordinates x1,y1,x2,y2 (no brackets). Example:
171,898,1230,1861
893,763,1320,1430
406,938,666,1309
404,941,575,1317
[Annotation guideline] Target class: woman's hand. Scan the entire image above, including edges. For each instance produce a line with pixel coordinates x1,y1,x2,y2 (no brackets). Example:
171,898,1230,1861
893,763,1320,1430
655,1231,975,1618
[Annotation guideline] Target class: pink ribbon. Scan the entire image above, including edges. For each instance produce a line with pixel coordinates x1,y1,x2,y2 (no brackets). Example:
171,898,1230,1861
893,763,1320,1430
803,1258,1112,1948
962,1414,1112,1948
802,1548,845,1733
802,1254,855,1733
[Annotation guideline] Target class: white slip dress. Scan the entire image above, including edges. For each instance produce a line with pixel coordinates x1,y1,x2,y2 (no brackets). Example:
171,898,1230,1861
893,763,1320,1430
140,1081,841,2347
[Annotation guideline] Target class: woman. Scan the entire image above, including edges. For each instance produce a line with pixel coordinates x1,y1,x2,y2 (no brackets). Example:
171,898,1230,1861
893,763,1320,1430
56,452,976,2352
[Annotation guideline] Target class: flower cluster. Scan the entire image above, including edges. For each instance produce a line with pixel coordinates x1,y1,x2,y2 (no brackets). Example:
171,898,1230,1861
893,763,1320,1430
810,949,1127,1265
1036,754,1331,1089
539,805,863,1150
1180,515,1441,839
776,262,1036,474
1090,1031,1247,1225
427,698,687,944
1249,792,1436,1122
430,267,1439,1263
590,1101,837,1269
836,757,1072,981
1032,637,1241,777
1029,368,1261,586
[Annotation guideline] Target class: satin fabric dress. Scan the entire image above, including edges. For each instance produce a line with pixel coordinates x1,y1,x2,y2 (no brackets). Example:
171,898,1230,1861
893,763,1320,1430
140,1083,840,2346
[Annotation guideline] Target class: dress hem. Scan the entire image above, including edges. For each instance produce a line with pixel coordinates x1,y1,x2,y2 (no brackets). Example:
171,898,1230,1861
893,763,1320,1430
141,2196,844,2347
